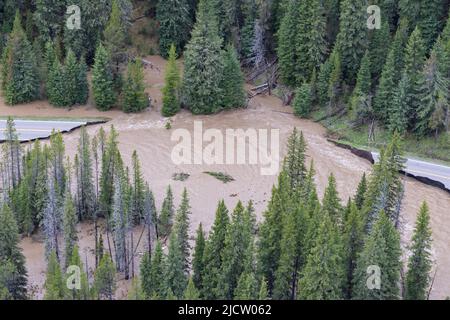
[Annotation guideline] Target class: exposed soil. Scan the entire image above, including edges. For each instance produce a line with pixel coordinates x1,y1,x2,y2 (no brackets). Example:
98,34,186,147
1,56,449,300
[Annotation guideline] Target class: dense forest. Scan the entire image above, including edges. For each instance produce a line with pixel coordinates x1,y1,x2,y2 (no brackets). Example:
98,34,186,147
0,0,442,300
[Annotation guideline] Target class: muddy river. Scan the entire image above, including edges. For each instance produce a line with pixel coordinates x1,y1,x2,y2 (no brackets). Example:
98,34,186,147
1,56,449,300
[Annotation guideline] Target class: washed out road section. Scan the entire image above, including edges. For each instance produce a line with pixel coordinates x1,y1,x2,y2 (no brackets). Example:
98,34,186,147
372,152,450,190
0,119,87,142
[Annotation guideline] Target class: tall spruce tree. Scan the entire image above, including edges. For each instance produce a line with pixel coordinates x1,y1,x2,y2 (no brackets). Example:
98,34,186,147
1,12,39,105
182,0,224,114
298,214,344,300
165,232,187,299
221,44,247,109
158,185,175,239
192,223,206,294
92,43,116,111
63,193,78,268
202,200,229,299
174,188,191,274
373,21,409,122
93,254,116,300
0,204,28,299
44,250,65,300
352,211,401,299
334,0,368,84
122,60,148,113
162,44,181,117
156,0,193,58
405,202,433,300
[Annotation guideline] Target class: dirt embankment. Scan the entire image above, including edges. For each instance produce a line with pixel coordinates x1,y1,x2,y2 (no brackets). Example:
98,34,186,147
1,56,449,300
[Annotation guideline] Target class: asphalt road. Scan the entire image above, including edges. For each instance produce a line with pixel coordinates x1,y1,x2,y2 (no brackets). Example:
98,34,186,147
372,152,450,190
0,119,86,142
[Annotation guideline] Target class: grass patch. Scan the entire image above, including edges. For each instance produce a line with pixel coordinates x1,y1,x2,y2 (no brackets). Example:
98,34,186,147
203,171,235,183
311,109,450,165
172,172,190,182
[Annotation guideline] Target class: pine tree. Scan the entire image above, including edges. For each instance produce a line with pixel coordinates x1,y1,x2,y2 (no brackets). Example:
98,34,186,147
399,0,445,50
63,193,78,268
335,0,368,83
140,252,152,299
192,223,205,294
328,49,342,111
322,174,343,227
44,250,65,300
405,202,433,300
42,177,62,261
184,277,200,300
415,44,449,137
158,185,174,239
156,0,193,58
64,49,88,106
92,43,116,111
47,55,69,107
350,51,372,122
111,173,128,275
65,246,90,300
182,0,224,114
202,200,229,299
221,44,247,109
174,188,191,273
354,173,367,210
122,60,148,113
130,151,145,225
34,0,65,43
293,82,312,118
0,204,28,299
368,20,391,80
161,44,181,117
104,0,127,78
402,27,427,130
165,231,187,299
317,55,333,108
352,211,401,299
93,254,116,300
272,206,303,300
1,12,40,105
389,72,412,134
373,21,409,122
278,0,327,87
76,126,95,220
148,241,166,298
342,201,364,298
218,201,253,299
298,214,344,300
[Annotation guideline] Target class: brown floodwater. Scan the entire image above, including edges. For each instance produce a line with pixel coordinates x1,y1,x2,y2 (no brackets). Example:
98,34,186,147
1,56,449,300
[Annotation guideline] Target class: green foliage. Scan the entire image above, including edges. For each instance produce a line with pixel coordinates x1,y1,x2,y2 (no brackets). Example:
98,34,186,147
165,232,187,299
335,0,368,83
182,1,224,114
93,254,116,300
352,211,401,299
158,185,174,238
1,12,40,105
156,0,193,58
293,82,312,118
44,251,65,300
92,43,116,111
277,0,327,87
192,224,206,294
221,44,247,109
122,60,148,113
202,200,229,299
162,44,181,117
405,202,433,300
0,204,28,299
